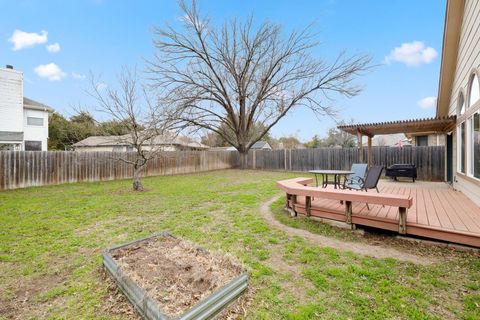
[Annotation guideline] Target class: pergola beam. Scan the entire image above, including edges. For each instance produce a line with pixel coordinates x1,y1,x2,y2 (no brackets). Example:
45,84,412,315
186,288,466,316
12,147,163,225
338,116,456,136
357,130,363,163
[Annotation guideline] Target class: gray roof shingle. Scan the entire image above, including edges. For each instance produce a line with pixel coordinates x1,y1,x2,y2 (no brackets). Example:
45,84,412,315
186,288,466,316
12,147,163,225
23,97,54,112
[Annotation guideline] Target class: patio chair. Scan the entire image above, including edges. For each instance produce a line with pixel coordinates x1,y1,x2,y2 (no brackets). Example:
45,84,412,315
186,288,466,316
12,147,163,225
342,163,368,189
345,165,384,209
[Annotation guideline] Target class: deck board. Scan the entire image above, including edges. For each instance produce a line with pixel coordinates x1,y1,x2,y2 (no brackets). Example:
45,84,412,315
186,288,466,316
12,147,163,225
434,189,469,232
424,188,442,227
442,189,480,233
292,181,480,247
429,189,454,229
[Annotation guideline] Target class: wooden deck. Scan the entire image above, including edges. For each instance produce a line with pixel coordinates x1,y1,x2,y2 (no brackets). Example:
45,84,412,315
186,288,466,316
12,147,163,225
292,181,480,248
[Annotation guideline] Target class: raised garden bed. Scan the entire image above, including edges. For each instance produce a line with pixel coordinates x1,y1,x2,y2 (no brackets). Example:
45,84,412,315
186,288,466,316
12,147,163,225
102,232,248,320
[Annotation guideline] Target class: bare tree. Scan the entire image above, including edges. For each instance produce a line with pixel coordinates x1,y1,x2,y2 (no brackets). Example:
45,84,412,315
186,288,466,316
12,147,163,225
149,0,371,167
89,68,170,191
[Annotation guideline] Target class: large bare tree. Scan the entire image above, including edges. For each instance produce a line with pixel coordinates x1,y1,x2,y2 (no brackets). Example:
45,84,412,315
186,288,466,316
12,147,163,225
89,68,170,191
149,0,371,167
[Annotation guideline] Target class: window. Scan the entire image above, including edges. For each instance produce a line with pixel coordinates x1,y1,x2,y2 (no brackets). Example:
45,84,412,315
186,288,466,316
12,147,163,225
112,145,124,152
469,73,479,108
473,113,480,179
27,117,44,126
458,92,465,115
24,141,42,151
416,135,428,146
458,122,466,173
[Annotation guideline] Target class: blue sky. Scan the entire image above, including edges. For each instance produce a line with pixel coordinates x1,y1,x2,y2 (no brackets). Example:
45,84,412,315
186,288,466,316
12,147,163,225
1,0,446,141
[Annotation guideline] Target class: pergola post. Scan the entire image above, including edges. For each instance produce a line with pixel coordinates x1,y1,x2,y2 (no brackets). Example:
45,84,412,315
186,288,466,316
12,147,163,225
357,130,363,163
367,135,372,168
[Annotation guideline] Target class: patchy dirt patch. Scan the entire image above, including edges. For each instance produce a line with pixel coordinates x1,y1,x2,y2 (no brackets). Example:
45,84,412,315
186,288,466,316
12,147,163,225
110,236,245,318
0,271,69,320
111,188,151,195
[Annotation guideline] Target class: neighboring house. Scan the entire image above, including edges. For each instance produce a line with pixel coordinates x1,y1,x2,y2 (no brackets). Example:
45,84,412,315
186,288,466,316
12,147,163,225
363,134,411,147
209,141,272,151
72,133,209,152
250,141,272,150
209,146,237,151
436,0,480,205
0,65,53,151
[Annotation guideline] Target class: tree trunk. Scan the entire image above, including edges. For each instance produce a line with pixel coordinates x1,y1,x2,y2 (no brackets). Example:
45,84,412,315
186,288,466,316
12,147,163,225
132,168,144,191
239,151,248,169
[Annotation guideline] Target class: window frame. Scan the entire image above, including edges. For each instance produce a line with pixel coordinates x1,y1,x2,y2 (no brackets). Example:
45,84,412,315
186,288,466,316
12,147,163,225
458,121,466,174
458,91,465,115
24,140,42,151
467,70,480,109
27,116,44,126
416,135,428,147
469,111,480,180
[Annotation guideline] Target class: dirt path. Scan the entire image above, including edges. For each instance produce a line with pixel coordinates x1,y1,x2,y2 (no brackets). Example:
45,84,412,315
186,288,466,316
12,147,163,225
261,195,437,265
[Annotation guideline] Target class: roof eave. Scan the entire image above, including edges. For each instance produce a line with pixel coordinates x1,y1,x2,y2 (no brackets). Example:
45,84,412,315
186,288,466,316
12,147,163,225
436,0,465,117
23,104,54,112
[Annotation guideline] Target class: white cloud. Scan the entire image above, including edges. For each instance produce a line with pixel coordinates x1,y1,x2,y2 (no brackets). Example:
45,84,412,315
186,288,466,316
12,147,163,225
72,72,86,80
9,30,48,51
46,42,60,53
95,82,107,90
417,96,437,109
385,41,437,66
34,63,67,81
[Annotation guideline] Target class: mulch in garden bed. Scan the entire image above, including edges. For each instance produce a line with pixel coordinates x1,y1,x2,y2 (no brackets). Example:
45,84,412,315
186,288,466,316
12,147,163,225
110,235,246,318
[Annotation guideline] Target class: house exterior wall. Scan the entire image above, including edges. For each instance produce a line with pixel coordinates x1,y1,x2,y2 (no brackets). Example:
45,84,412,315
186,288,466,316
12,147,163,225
0,68,23,134
74,145,180,152
448,0,480,205
428,134,446,146
23,108,49,151
0,67,50,151
74,146,119,152
410,134,446,146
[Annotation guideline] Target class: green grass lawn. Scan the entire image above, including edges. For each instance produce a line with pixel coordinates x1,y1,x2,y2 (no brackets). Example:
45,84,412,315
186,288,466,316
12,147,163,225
0,169,479,319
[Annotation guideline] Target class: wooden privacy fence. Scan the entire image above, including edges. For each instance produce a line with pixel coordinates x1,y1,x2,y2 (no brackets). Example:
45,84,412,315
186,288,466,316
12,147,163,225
0,150,239,191
248,146,445,181
0,147,445,190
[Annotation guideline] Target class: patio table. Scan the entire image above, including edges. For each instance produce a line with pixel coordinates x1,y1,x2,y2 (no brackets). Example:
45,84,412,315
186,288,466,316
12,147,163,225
309,170,355,189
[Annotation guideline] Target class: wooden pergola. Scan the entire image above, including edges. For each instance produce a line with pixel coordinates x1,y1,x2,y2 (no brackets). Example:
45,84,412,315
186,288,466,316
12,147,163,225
337,116,456,167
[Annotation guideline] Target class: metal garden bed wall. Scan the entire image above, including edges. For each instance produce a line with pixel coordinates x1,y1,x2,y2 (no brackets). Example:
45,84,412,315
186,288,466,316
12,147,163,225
102,232,248,320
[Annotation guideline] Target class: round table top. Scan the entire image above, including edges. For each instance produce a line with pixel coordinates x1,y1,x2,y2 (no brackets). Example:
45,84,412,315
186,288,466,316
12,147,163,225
309,170,355,175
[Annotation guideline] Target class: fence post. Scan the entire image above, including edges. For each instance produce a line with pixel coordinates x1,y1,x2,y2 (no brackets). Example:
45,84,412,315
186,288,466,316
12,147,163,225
284,149,287,171
252,150,256,169
289,149,292,171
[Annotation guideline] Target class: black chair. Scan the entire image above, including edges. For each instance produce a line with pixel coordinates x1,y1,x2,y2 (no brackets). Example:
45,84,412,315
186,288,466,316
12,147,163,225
345,165,384,209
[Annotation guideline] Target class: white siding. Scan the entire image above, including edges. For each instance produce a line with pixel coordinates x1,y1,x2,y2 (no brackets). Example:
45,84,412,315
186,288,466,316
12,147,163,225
448,0,480,206
23,108,49,151
0,68,23,133
449,0,480,115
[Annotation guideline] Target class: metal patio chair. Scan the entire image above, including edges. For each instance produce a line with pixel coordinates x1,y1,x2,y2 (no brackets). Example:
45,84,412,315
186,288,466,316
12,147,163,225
345,165,384,209
343,163,368,189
